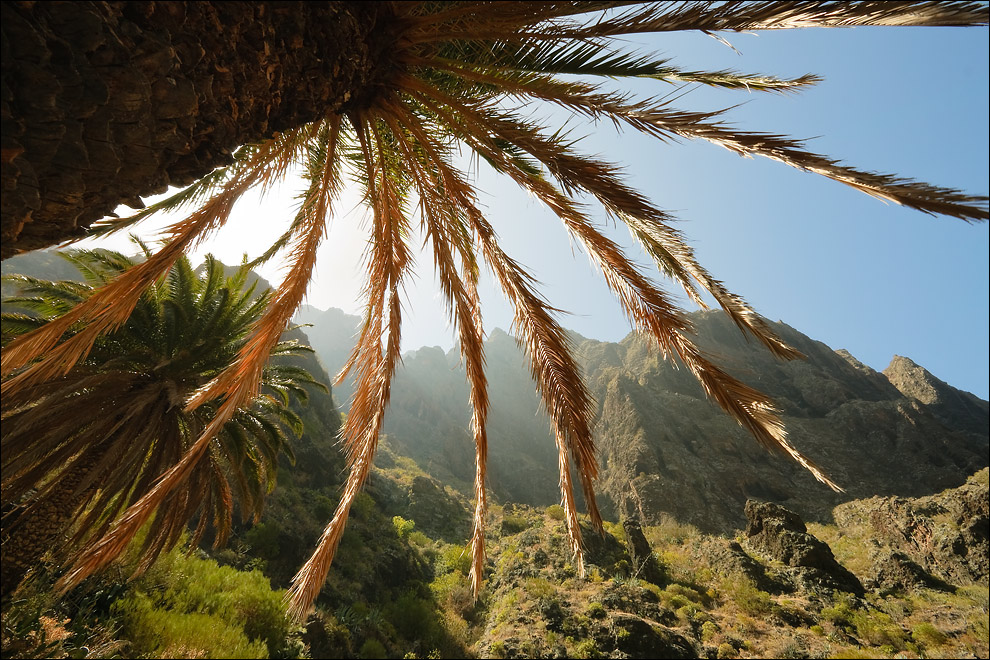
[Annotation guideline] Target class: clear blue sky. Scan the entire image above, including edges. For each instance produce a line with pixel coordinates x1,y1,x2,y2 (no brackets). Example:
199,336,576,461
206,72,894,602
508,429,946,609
87,22,990,399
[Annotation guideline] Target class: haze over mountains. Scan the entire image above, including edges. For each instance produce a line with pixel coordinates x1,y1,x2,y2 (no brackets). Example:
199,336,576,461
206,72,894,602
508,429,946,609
294,304,989,533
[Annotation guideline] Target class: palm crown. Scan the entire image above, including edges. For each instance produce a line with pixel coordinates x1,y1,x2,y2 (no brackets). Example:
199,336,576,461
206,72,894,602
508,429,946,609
0,2,987,617
1,247,325,592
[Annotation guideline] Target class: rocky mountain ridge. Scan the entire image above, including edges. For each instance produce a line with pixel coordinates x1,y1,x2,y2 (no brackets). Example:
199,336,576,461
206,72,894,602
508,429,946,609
296,304,988,534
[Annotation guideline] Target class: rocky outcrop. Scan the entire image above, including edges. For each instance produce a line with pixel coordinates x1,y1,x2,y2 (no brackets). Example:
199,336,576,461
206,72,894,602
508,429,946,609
588,312,988,532
883,355,989,436
744,500,863,595
867,550,953,595
832,469,989,587
693,537,786,594
622,518,666,586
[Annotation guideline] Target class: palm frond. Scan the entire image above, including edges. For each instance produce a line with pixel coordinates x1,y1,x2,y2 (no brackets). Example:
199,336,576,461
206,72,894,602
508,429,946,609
287,113,414,618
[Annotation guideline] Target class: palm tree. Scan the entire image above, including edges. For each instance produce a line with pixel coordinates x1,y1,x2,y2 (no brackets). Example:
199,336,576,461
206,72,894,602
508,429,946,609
1,2,987,617
0,246,326,594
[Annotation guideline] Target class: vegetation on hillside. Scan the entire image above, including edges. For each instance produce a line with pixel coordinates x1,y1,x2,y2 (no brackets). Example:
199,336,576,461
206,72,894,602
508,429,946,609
4,465,986,659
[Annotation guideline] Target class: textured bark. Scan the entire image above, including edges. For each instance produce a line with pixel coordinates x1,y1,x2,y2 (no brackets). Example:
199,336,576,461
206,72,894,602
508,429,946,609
1,1,397,258
0,445,102,595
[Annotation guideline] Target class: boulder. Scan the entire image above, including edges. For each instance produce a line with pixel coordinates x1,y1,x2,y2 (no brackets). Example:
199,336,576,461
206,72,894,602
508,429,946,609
744,500,863,595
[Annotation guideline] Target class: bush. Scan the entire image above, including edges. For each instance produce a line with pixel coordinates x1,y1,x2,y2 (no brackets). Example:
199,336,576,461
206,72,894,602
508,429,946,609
113,544,296,658
113,591,268,659
722,578,774,616
359,638,388,659
546,505,566,521
911,622,948,647
502,514,530,534
244,522,281,560
393,515,416,538
408,530,432,547
435,544,472,576
574,638,602,659
586,602,607,619
849,610,906,649
716,642,738,659
821,593,858,628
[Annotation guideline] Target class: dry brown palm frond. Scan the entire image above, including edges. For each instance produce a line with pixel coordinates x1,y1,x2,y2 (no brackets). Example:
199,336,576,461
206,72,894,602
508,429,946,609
575,1,990,36
416,1,989,43
387,108,495,594
286,112,414,618
437,102,838,491
379,105,493,595
403,115,600,564
396,76,844,495
399,60,804,358
498,71,990,221
400,1,622,44
420,56,989,223
402,74,805,364
187,118,342,411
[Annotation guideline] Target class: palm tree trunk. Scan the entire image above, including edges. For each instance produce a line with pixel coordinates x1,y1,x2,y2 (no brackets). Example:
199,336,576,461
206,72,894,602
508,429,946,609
0,445,103,595
1,1,395,258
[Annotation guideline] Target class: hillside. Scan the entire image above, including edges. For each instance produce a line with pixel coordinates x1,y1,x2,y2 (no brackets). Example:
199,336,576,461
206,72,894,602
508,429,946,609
2,253,988,659
296,305,988,533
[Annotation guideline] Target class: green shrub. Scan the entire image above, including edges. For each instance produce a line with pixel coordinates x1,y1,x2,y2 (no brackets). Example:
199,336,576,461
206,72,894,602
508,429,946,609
911,622,948,647
114,543,296,657
546,505,566,521
524,577,556,599
502,514,530,534
821,593,858,628
849,610,906,649
717,578,773,616
586,602,607,619
701,620,720,643
716,642,738,659
352,492,378,520
436,544,472,576
408,530,431,547
113,591,268,659
244,521,281,560
676,604,701,622
665,583,705,604
359,638,388,659
574,638,603,659
387,591,436,639
393,515,416,538
431,571,473,616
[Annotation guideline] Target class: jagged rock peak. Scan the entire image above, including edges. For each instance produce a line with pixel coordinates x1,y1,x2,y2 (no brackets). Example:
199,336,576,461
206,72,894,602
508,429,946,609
883,354,989,436
883,354,944,405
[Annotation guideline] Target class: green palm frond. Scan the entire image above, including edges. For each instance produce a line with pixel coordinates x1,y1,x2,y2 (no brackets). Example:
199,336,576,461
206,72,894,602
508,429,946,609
1,248,319,592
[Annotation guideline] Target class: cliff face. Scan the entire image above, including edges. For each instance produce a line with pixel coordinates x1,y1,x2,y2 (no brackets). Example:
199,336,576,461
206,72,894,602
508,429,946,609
585,312,987,531
298,307,987,533
883,354,990,436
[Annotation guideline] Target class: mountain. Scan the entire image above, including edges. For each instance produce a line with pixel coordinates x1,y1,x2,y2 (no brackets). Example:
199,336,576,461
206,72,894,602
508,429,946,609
584,312,988,531
294,304,362,409
298,305,988,534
